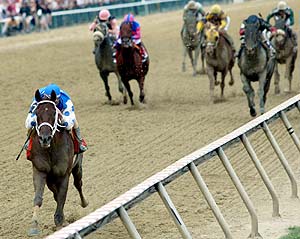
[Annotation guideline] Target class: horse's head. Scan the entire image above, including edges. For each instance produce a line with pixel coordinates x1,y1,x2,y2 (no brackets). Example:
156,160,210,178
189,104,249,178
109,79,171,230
183,10,198,37
244,17,261,55
93,22,108,45
120,21,133,48
274,28,286,46
34,89,59,148
204,25,219,55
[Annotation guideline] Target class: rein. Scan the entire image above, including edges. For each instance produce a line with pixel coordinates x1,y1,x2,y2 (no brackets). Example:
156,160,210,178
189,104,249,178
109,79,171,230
35,100,62,138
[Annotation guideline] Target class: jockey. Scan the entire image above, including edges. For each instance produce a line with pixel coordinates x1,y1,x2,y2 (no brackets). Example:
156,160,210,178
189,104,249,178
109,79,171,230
25,84,88,153
266,1,297,52
115,13,148,63
197,4,236,54
89,9,119,39
89,9,119,54
183,0,205,22
238,15,276,58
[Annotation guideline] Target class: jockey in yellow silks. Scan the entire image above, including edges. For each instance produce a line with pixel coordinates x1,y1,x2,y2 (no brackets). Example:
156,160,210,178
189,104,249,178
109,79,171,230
197,4,236,55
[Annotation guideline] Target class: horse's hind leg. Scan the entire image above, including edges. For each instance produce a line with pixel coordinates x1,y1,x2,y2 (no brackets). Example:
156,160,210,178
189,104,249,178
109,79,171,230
72,154,88,208
188,49,196,76
100,71,112,103
199,45,206,74
28,168,47,236
284,56,294,93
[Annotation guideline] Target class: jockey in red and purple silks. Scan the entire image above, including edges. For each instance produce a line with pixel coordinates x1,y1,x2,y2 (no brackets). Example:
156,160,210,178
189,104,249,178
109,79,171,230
115,13,148,62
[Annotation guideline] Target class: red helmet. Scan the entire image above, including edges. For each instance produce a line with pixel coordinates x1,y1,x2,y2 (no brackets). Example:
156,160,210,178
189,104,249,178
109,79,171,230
99,9,110,21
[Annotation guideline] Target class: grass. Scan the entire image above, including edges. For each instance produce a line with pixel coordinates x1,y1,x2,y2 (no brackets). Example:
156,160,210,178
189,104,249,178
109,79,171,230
280,227,300,239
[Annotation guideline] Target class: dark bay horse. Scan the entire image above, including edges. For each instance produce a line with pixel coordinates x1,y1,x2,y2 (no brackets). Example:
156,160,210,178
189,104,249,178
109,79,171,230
181,9,205,76
27,90,88,236
94,22,127,104
238,17,275,117
117,21,149,105
271,18,297,94
204,24,235,102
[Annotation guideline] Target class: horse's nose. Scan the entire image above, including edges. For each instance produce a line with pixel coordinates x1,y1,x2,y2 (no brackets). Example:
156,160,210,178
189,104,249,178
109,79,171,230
39,135,52,147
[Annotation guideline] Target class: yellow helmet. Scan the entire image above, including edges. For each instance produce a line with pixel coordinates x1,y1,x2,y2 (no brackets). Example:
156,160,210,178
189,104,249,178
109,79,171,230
211,4,222,14
277,1,287,10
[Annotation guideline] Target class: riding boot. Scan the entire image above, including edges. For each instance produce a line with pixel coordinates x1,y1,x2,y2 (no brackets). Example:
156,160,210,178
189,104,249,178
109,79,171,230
74,127,88,152
139,43,148,62
263,40,276,58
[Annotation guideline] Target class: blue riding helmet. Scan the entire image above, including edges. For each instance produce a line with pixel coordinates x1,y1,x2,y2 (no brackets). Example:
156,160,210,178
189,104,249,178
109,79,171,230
40,83,61,99
246,15,259,24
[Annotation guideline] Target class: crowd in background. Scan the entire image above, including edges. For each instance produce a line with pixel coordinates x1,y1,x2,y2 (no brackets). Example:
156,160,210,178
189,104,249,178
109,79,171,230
0,0,136,36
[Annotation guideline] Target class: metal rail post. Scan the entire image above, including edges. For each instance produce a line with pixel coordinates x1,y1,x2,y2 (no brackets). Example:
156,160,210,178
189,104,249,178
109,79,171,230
217,147,262,239
262,122,298,198
117,206,142,239
189,162,233,239
240,134,280,217
156,182,192,239
280,111,300,153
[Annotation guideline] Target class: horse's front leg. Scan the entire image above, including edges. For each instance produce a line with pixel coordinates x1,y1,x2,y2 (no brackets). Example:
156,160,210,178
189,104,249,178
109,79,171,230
220,70,227,100
284,56,293,93
258,71,268,115
206,66,215,103
28,168,47,236
100,71,112,103
182,45,187,72
274,62,280,95
72,154,89,208
187,48,195,76
116,72,127,104
54,175,70,227
241,74,256,117
122,79,134,105
199,44,206,74
138,76,146,103
193,45,200,76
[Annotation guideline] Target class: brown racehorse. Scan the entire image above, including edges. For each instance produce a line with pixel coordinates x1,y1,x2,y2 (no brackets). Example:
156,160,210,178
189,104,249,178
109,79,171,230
204,24,235,103
27,90,88,236
116,21,149,105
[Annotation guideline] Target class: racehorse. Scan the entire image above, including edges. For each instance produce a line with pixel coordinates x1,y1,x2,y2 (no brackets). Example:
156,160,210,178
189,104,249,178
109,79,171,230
27,90,88,236
271,18,297,94
204,24,235,102
116,21,149,105
238,17,275,117
94,22,127,104
181,9,205,76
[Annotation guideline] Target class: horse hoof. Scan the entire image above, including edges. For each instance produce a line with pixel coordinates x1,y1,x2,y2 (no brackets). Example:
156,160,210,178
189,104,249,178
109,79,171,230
229,81,234,86
215,81,220,86
123,96,128,104
250,108,257,117
28,228,40,236
81,199,89,208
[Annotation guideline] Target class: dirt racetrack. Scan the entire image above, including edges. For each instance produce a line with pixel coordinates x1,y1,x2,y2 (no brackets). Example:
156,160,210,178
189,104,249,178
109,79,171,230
1,0,300,238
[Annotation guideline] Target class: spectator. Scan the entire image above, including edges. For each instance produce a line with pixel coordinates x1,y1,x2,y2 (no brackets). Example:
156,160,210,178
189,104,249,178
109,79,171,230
19,0,32,33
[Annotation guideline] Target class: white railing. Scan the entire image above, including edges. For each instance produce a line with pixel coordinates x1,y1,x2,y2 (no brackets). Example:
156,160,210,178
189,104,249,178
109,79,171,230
46,94,300,239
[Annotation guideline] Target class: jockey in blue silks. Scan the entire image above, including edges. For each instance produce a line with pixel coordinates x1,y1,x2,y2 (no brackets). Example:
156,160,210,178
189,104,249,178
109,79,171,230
25,83,88,153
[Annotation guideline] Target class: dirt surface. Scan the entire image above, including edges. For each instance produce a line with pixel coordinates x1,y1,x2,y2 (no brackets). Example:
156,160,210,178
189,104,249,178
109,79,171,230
1,0,300,238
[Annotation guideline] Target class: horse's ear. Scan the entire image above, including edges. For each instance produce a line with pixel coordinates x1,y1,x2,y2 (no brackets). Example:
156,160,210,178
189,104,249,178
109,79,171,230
35,89,42,102
50,90,57,102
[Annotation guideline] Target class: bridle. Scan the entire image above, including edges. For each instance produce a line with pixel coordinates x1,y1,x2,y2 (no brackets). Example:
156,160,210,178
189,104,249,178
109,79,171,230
35,100,61,138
